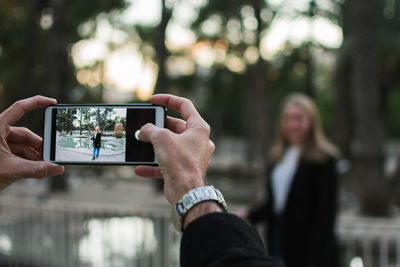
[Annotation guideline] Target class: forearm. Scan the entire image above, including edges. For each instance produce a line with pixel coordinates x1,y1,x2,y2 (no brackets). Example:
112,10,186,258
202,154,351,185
181,212,284,267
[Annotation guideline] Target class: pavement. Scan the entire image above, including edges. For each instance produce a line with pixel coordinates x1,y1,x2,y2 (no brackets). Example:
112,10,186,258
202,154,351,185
56,147,125,162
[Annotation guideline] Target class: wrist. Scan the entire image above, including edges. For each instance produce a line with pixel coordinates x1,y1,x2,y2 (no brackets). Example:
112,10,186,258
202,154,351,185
172,185,227,232
170,173,206,203
177,180,205,200
182,201,223,230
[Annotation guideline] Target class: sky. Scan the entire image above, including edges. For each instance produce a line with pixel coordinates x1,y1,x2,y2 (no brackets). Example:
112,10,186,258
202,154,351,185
70,0,343,102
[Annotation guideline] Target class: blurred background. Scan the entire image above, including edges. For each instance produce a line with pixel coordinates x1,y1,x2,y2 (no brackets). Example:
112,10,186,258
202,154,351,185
1,0,400,266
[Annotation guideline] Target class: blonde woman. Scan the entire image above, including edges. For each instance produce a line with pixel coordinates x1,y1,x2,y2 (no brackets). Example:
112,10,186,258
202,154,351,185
244,93,339,267
91,126,101,160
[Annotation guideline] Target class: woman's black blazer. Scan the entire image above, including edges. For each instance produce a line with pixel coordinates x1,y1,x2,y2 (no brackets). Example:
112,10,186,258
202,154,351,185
248,157,339,267
92,133,101,148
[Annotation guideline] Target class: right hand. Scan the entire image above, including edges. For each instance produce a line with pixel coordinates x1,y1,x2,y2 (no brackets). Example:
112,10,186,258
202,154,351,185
134,94,215,205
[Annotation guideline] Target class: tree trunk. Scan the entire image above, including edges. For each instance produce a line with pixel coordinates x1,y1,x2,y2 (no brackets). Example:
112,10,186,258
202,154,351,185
153,0,172,95
45,0,71,192
252,60,272,162
244,2,272,168
9,0,45,132
304,44,314,98
332,41,352,158
349,0,389,215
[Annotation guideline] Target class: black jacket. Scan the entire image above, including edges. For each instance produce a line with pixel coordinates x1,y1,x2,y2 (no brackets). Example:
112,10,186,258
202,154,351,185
181,212,284,267
248,157,339,267
92,132,101,148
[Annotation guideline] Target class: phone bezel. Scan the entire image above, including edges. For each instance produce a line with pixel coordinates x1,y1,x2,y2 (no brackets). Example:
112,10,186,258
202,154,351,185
43,104,166,165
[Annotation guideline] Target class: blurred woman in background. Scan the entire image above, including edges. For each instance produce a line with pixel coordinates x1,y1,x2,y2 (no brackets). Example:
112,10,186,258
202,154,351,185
242,93,340,267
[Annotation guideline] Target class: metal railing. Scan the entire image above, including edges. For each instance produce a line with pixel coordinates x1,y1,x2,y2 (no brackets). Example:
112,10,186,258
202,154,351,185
0,196,180,267
2,197,400,267
337,215,400,267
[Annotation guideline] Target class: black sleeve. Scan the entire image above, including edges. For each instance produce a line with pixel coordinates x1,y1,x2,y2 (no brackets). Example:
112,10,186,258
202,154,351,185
247,202,268,225
308,159,338,264
180,212,284,267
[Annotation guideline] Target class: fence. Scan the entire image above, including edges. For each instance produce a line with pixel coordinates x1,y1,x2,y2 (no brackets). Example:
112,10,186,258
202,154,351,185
1,196,400,267
337,215,400,267
0,196,180,267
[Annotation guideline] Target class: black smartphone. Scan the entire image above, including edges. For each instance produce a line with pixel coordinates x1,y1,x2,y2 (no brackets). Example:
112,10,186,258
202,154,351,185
43,104,166,165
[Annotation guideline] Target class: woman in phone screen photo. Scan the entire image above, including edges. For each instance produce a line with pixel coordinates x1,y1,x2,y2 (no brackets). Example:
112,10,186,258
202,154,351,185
92,126,101,160
240,93,340,267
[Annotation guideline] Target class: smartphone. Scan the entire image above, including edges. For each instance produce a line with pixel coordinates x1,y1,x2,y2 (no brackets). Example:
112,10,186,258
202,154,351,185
43,104,166,165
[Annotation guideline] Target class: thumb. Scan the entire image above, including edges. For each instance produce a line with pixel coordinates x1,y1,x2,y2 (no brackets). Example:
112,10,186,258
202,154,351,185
138,123,162,143
18,159,65,179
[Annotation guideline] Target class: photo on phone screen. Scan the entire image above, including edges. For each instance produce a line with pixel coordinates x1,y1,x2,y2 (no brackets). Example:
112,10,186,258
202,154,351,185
44,105,165,165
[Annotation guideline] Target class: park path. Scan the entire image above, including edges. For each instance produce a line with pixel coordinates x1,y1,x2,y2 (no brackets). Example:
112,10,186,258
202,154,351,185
56,147,125,162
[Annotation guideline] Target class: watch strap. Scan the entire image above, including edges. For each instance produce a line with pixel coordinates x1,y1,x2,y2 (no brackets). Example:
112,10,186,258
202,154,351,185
173,185,227,232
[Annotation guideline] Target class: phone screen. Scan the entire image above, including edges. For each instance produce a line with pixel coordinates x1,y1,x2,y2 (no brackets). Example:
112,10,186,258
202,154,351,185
48,106,162,164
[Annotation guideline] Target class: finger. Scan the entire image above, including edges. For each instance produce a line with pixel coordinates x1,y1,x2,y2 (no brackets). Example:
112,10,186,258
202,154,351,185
134,166,163,178
150,94,205,128
0,95,57,126
166,116,186,134
7,127,43,154
138,123,156,142
12,159,64,179
9,143,41,161
138,123,169,143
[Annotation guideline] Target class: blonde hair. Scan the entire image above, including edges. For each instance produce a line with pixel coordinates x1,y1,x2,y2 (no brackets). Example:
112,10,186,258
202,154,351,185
270,93,339,163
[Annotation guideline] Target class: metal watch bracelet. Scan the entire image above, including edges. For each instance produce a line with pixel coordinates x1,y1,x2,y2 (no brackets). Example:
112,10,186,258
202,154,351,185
172,185,227,232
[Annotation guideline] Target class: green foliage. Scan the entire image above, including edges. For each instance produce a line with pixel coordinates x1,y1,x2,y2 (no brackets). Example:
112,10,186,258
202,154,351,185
0,0,125,107
56,108,77,134
2,0,400,142
181,0,341,141
56,107,121,133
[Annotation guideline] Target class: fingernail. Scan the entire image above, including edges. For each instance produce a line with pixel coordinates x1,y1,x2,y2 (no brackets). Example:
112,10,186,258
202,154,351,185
50,164,64,176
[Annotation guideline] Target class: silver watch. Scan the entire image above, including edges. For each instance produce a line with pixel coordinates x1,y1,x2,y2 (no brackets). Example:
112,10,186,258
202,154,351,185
172,185,227,232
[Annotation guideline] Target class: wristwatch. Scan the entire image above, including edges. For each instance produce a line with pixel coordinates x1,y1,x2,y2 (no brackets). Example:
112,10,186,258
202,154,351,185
171,185,228,232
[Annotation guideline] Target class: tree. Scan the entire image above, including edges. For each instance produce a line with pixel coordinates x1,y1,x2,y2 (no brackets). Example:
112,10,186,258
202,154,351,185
349,0,389,215
153,0,173,94
77,108,90,135
190,0,340,165
67,108,77,135
189,0,278,166
0,0,125,191
92,107,114,131
56,109,69,133
94,107,102,130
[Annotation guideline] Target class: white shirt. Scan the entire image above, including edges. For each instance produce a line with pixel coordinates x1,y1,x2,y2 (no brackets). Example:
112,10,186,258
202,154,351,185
271,147,301,215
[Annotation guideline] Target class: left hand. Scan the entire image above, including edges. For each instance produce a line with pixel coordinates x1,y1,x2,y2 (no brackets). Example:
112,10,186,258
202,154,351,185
0,95,65,190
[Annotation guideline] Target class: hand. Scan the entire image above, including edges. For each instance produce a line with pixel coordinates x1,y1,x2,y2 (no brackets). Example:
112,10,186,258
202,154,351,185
0,95,65,190
134,94,215,205
236,207,249,219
